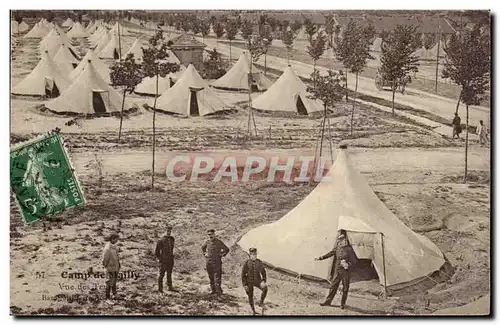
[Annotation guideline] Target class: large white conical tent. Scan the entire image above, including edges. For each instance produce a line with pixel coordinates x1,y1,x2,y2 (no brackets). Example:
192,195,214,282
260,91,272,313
11,51,70,97
92,31,111,53
90,25,107,44
19,21,29,33
238,149,446,289
212,52,273,91
52,44,79,75
98,33,121,59
252,66,322,114
67,22,89,38
154,64,230,116
45,60,121,114
125,38,144,62
24,20,51,38
70,50,110,83
135,50,185,95
62,18,74,28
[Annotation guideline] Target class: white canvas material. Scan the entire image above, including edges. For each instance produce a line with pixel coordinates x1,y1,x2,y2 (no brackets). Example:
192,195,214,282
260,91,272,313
252,66,323,114
70,50,110,83
12,51,71,96
154,64,230,116
212,52,273,91
238,149,446,288
67,22,89,38
45,60,121,114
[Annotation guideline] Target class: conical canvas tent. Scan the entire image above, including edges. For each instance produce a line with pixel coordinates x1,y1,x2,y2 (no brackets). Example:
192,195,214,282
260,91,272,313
238,149,446,290
24,21,50,38
45,60,121,114
110,21,130,36
70,50,110,83
40,28,76,57
424,40,447,61
125,38,144,63
212,52,273,91
252,66,322,114
53,44,79,75
67,22,89,38
154,64,230,116
11,51,70,97
19,21,29,33
135,50,185,95
98,33,121,59
62,18,74,28
92,31,111,53
90,25,107,44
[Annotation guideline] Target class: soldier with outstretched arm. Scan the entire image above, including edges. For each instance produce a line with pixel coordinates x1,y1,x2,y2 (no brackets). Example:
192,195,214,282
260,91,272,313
314,230,357,309
201,229,229,297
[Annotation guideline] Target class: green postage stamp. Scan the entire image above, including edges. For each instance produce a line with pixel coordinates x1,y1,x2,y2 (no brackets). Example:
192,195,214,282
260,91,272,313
10,132,85,224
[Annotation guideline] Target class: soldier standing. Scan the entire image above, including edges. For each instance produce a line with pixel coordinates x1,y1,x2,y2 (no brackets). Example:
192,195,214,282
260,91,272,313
242,248,268,315
314,230,357,309
201,229,229,297
155,225,175,293
102,233,120,304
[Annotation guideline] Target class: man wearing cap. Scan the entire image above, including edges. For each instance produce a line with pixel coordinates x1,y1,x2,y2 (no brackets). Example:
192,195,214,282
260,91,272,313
102,233,120,303
155,225,175,293
314,230,357,309
242,248,268,315
201,229,230,297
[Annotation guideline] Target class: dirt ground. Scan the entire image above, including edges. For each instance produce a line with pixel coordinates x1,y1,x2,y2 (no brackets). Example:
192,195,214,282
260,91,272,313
9,28,491,316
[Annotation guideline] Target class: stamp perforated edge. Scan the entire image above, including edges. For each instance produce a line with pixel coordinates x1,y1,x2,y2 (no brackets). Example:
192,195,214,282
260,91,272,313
10,131,86,225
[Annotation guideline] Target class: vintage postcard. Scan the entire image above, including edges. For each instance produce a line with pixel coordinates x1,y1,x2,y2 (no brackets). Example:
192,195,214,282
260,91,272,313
9,9,491,316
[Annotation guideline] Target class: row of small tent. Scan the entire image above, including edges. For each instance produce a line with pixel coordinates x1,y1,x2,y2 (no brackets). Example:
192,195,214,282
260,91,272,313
12,44,322,117
369,37,446,59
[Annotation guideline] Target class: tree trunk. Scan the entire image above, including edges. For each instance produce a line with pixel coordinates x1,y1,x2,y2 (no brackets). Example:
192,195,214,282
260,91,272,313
392,87,396,116
229,40,232,63
455,89,462,114
118,89,126,141
313,60,317,87
152,74,159,191
117,21,122,61
345,70,349,102
319,104,327,159
464,104,469,183
216,37,218,49
264,53,267,75
287,49,290,65
351,73,359,137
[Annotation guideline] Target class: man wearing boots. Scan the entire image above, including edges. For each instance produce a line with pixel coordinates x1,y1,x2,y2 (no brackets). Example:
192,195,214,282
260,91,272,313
155,225,175,293
242,248,268,315
201,229,229,297
102,233,120,304
315,230,357,309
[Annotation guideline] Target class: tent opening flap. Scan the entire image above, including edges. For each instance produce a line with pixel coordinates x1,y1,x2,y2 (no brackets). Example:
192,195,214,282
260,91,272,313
92,91,108,113
189,90,200,116
296,95,308,115
44,77,59,98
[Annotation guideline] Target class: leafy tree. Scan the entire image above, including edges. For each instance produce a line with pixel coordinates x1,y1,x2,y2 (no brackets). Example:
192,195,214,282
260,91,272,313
290,20,302,35
225,19,239,63
324,15,336,50
423,33,436,50
142,31,181,191
334,20,375,136
306,69,346,159
303,18,318,42
46,11,55,22
280,20,290,35
240,19,254,41
200,19,211,43
282,29,296,65
191,19,201,36
201,48,228,79
307,31,326,77
213,21,225,48
260,28,273,76
110,53,144,142
442,25,490,182
378,24,421,116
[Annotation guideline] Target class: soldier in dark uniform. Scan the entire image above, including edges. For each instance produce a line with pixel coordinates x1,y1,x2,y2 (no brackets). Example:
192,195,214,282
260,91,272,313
314,230,358,309
155,225,175,293
241,248,268,315
201,229,229,297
